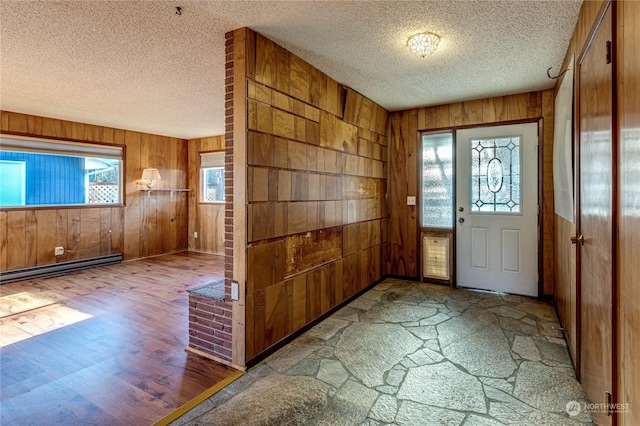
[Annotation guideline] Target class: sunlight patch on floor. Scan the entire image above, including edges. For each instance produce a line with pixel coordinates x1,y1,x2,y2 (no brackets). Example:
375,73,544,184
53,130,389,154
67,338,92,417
0,294,93,347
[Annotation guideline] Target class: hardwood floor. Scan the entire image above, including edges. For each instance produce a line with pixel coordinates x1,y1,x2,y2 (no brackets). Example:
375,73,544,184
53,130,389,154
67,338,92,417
0,252,237,425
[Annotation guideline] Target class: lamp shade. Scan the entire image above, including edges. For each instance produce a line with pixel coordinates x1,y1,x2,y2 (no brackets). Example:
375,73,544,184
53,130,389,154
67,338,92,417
141,168,162,181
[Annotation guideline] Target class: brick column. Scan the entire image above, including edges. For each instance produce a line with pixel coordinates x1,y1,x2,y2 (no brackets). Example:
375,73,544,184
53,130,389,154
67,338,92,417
186,31,236,363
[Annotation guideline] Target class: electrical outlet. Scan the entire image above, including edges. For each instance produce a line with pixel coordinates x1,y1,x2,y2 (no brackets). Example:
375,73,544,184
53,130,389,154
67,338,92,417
231,280,239,301
54,246,65,256
194,231,198,239
407,196,416,206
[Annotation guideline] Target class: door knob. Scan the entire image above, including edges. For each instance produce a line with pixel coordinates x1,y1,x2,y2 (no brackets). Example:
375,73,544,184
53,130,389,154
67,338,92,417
458,218,465,223
570,234,585,246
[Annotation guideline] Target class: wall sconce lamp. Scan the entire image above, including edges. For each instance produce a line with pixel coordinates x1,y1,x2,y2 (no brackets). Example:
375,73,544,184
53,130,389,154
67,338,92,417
139,168,162,188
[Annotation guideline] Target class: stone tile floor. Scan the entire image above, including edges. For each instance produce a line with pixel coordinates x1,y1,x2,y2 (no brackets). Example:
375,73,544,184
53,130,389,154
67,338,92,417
172,279,593,425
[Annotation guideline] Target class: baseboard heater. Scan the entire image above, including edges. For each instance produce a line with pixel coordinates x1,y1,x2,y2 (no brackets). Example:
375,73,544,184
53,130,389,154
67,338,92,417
0,254,123,284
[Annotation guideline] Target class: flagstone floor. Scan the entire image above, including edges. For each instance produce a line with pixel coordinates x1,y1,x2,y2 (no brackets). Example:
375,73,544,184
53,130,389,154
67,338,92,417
171,278,593,425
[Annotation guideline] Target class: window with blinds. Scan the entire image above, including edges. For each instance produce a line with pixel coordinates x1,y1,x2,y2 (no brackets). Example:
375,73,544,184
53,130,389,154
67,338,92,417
199,151,225,203
0,135,123,207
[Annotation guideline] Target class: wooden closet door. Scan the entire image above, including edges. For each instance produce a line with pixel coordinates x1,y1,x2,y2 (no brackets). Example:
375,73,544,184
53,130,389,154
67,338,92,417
578,2,614,425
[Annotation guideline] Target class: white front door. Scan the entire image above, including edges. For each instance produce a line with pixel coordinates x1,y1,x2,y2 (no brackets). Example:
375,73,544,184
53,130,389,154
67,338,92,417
455,123,539,296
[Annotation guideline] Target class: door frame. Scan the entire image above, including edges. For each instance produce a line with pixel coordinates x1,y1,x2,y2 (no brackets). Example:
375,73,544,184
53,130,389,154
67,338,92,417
573,0,618,407
418,118,544,297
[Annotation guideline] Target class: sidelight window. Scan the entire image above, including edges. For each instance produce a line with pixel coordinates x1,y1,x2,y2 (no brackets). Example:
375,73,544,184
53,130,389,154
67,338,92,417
421,132,454,228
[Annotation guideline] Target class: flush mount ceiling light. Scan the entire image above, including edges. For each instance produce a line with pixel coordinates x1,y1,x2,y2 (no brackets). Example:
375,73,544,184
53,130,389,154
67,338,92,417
407,32,441,57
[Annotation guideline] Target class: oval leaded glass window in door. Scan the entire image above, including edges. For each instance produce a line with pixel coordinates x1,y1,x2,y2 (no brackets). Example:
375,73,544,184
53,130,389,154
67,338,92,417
470,136,521,213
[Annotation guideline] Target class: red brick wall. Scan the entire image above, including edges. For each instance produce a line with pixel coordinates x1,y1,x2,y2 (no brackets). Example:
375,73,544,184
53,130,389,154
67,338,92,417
224,31,234,302
188,295,233,360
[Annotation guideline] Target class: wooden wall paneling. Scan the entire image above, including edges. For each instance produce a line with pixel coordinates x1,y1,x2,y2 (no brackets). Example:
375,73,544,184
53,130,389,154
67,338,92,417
71,121,85,140
245,278,255,359
3,111,28,133
169,138,179,252
526,92,543,118
284,228,342,277
0,211,6,271
494,96,509,122
276,47,291,94
290,274,306,330
434,105,451,128
322,263,334,311
6,211,25,270
359,98,373,131
343,88,360,126
316,72,328,112
305,268,322,322
254,288,266,355
238,30,389,363
124,131,142,260
342,253,359,299
325,77,340,117
618,1,640,423
67,209,81,261
188,138,199,251
80,209,101,259
157,139,171,254
461,100,483,126
176,139,189,251
555,215,578,359
255,34,277,88
541,90,555,295
359,248,371,290
333,259,344,307
36,210,58,265
290,54,310,104
265,281,285,347
111,207,124,255
0,110,10,130
449,102,463,127
140,193,151,258
24,211,37,268
256,101,273,134
507,93,528,120
99,208,111,256
388,114,406,275
481,98,497,123
309,66,322,108
283,278,294,336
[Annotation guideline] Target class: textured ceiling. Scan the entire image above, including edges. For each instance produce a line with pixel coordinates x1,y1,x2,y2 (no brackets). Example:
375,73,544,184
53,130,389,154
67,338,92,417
0,1,582,139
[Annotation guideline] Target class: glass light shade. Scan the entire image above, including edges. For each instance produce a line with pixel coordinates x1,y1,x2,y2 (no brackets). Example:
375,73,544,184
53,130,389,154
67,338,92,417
407,32,440,57
140,168,161,188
